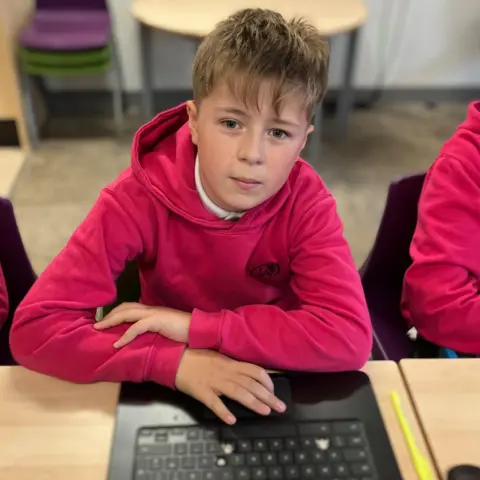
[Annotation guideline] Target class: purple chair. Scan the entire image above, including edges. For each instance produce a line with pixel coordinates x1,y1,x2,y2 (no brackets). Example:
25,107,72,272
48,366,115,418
18,0,123,145
359,173,426,361
0,198,36,365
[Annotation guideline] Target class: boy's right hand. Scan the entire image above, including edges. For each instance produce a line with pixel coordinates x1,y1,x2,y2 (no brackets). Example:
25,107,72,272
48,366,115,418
175,349,286,425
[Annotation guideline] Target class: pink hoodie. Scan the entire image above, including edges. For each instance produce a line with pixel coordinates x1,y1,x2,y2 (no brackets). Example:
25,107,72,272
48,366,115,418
0,265,8,329
11,103,371,388
402,101,480,354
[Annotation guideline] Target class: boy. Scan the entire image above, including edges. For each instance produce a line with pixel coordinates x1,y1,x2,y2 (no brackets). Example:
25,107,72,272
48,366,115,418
11,8,371,424
402,101,480,356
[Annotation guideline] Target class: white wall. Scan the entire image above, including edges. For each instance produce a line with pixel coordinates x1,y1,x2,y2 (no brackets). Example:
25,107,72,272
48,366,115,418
49,0,480,91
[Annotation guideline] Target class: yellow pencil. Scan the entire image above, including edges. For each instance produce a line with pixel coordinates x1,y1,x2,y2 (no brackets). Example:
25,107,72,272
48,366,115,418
391,391,433,480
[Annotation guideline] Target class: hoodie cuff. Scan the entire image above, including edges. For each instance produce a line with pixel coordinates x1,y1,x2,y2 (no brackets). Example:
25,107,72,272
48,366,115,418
145,338,186,389
188,309,223,350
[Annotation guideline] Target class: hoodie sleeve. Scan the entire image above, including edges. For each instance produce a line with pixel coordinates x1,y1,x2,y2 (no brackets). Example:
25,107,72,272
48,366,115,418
189,193,372,372
10,177,185,388
402,154,480,354
0,264,8,329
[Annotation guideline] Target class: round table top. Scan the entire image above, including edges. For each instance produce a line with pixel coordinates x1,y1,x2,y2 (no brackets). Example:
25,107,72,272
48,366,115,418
132,0,367,37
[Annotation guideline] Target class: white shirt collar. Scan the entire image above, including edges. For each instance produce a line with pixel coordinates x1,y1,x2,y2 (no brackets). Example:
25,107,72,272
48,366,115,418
195,156,244,221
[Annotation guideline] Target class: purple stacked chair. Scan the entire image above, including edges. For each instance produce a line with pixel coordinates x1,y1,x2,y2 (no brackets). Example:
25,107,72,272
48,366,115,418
18,0,123,145
360,174,426,361
0,198,36,365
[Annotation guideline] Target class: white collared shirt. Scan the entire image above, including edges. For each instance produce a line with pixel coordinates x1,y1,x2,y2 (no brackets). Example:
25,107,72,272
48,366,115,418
195,157,245,221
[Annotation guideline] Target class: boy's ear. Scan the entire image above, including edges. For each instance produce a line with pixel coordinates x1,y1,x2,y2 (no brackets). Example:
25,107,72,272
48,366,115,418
301,124,314,150
186,100,199,145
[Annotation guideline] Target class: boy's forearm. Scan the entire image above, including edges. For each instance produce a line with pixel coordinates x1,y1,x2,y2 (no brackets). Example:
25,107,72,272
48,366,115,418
188,304,372,372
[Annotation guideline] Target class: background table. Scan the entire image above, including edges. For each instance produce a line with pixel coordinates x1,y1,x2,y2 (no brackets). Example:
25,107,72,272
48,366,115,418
0,361,433,479
400,358,480,479
131,0,367,138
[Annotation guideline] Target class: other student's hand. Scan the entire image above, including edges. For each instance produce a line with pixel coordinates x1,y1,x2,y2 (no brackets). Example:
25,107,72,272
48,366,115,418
175,349,286,425
94,302,190,348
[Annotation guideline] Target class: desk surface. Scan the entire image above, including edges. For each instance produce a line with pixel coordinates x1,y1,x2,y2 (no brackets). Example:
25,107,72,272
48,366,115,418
0,361,433,480
401,358,480,479
131,0,368,37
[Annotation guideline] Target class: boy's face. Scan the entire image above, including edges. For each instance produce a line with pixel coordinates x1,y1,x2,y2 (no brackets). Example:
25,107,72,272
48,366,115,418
187,82,313,213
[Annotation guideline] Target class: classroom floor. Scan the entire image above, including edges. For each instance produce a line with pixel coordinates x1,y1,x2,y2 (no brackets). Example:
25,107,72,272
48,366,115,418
7,102,468,274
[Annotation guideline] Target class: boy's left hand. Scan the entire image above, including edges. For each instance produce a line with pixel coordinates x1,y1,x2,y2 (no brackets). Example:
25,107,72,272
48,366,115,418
94,302,191,348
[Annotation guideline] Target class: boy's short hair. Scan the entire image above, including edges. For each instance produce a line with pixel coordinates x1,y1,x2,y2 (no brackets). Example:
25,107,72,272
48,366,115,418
192,8,329,119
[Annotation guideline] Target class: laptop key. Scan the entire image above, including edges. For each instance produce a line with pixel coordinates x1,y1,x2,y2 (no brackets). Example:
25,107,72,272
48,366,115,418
262,453,276,465
185,472,202,480
317,464,332,477
219,470,235,480
269,439,283,451
198,456,215,469
284,438,298,450
148,456,163,470
267,466,283,479
348,436,364,447
333,422,362,434
165,458,179,470
175,443,188,455
252,467,267,479
207,442,222,454
343,449,367,462
351,463,372,476
333,463,349,476
191,443,204,454
246,453,261,466
310,451,324,463
187,429,201,441
238,440,252,452
300,438,314,449
284,465,299,479
298,423,330,436
300,465,315,478
294,451,308,464
230,454,246,466
278,452,293,465
332,436,347,448
182,456,196,469
202,472,218,480
327,450,342,462
253,440,267,452
204,428,218,440
139,445,171,455
235,467,251,480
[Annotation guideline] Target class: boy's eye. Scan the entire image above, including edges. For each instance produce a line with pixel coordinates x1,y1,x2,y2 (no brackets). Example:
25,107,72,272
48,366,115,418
222,120,239,129
270,129,289,139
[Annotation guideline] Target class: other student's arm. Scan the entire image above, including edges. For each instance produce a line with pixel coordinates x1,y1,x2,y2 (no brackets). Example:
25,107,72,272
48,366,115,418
0,264,8,328
10,176,185,388
189,193,372,372
402,154,480,354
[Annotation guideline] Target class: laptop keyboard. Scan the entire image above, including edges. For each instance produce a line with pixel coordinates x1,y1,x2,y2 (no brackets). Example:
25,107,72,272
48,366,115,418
133,421,376,480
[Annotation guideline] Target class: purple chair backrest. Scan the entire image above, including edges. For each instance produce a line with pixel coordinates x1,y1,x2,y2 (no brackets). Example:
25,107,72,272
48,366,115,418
0,198,36,365
360,173,426,361
36,0,108,10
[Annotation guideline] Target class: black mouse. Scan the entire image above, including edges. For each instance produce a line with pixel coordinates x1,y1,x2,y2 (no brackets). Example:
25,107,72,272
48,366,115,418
448,465,480,480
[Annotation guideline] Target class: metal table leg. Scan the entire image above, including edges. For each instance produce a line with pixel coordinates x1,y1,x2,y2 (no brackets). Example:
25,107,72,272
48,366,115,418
140,23,154,122
335,28,360,138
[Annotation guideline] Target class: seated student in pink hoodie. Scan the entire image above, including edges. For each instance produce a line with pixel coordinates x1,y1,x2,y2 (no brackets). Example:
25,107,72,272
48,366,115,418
11,8,371,424
0,265,8,330
402,101,480,356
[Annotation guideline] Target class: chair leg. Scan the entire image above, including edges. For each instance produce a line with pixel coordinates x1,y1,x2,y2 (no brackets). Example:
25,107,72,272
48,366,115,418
110,41,124,135
18,68,39,149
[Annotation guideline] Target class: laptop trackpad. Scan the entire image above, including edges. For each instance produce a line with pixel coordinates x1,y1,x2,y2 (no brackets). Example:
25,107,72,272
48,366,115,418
203,376,292,420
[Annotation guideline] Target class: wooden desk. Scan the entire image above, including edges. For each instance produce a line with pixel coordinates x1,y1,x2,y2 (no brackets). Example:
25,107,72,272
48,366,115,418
400,358,480,479
0,367,119,480
0,361,432,479
131,0,367,137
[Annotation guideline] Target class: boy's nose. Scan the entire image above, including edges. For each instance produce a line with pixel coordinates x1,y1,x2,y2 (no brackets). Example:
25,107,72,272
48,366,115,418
238,135,264,165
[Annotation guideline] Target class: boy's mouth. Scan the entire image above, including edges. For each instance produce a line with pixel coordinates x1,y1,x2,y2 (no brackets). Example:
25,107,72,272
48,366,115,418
231,177,262,190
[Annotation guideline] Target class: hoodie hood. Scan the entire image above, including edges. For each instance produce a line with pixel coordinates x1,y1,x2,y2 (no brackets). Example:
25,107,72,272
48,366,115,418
441,101,480,160
130,103,294,231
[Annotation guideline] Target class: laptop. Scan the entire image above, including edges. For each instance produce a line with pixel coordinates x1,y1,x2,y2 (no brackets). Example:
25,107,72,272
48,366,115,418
107,371,402,480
